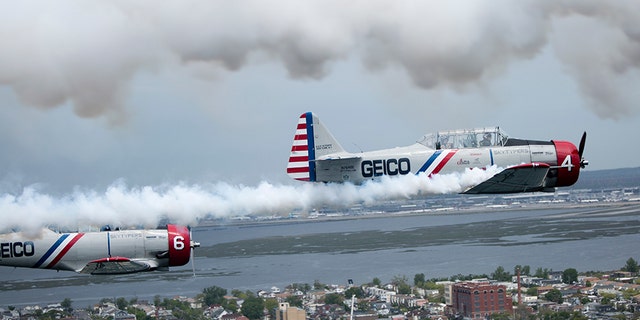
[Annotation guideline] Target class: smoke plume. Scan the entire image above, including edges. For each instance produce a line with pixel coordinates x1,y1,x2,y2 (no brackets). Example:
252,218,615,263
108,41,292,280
0,167,499,234
1,0,639,121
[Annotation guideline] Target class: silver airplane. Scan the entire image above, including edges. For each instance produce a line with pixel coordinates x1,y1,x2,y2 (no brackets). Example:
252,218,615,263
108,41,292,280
287,112,588,193
0,224,199,274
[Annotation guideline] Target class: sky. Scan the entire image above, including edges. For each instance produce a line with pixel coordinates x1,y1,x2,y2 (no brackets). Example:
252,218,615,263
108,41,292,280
1,1,639,231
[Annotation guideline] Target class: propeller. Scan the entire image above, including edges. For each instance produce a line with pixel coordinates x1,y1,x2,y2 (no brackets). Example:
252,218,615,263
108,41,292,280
578,131,589,169
188,226,200,277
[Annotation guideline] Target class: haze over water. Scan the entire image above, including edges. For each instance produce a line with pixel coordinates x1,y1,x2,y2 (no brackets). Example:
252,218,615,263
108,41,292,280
1,203,639,307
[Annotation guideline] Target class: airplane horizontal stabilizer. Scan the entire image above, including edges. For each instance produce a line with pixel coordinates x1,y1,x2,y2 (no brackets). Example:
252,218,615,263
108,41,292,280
463,163,550,194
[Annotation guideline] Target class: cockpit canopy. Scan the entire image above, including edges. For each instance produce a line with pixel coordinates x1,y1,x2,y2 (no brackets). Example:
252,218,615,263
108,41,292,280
417,127,509,150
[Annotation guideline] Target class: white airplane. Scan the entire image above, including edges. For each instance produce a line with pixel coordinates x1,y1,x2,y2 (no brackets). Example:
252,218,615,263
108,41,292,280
287,112,588,193
0,224,199,274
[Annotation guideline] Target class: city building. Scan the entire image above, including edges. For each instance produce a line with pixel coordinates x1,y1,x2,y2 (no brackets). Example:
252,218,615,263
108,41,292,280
437,281,455,306
452,282,511,319
276,302,306,320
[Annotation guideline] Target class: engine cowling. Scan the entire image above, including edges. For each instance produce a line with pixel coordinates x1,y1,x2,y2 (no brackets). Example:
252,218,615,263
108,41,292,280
166,224,191,267
552,140,581,188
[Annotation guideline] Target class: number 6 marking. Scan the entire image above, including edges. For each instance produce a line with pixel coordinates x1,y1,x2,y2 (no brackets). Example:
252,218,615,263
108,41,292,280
173,236,185,250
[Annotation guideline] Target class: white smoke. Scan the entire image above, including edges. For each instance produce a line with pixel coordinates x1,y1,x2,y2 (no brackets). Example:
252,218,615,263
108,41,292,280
0,167,499,234
1,0,639,121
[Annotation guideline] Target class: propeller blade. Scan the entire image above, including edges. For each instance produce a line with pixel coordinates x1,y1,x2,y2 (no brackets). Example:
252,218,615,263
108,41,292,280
188,226,200,277
191,248,196,277
578,131,589,168
578,131,587,158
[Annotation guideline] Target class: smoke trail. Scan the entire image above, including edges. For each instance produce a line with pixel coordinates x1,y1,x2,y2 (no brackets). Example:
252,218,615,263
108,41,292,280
1,1,638,121
0,167,499,234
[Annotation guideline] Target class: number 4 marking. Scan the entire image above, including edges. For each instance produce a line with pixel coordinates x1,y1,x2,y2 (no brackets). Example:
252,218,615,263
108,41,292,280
561,155,573,171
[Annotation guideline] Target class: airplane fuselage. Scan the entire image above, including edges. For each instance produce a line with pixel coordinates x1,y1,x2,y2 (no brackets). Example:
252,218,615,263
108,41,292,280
0,225,194,274
287,112,585,193
314,141,577,188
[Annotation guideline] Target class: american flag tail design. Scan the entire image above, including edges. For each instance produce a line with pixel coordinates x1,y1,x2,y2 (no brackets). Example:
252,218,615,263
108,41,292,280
286,112,345,182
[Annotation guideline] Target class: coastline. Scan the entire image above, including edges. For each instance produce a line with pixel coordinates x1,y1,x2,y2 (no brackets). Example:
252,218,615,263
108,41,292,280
196,200,640,229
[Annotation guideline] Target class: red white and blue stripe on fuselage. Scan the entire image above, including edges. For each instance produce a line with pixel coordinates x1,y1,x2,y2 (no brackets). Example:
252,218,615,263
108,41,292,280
417,149,459,177
33,233,84,269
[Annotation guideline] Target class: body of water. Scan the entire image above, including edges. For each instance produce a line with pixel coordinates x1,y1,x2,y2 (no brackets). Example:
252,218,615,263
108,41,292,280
1,204,639,307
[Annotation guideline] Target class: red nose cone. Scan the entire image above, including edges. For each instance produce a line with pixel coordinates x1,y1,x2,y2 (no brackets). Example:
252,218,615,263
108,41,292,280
167,224,191,267
553,140,581,187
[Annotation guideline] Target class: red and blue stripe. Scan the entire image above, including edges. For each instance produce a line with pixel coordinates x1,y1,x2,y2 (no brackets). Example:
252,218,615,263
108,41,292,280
287,112,316,181
417,150,458,176
33,233,84,269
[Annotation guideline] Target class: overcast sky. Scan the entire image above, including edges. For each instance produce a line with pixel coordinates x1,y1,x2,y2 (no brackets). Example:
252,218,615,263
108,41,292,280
1,1,639,230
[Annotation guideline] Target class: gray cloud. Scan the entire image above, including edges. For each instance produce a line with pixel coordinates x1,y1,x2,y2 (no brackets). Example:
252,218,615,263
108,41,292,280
1,0,639,121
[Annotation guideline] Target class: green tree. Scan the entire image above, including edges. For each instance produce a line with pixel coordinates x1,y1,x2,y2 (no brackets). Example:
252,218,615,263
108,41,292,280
535,267,551,279
164,298,205,320
414,273,426,287
116,297,128,310
344,286,365,299
600,292,616,305
241,296,265,320
489,312,512,320
562,268,578,284
526,287,538,296
60,298,73,312
424,281,443,293
357,300,372,312
232,289,244,298
491,266,511,281
392,275,412,294
202,285,227,306
231,289,253,300
372,277,381,287
226,299,239,312
324,293,344,305
544,289,563,303
288,283,311,293
622,288,640,300
514,265,530,276
513,304,533,320
313,280,326,290
542,311,587,320
265,298,279,320
286,295,304,308
623,257,639,273
128,306,154,320
449,273,489,281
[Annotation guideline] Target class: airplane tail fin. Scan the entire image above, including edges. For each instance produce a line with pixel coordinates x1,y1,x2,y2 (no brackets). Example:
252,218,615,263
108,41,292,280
287,112,345,181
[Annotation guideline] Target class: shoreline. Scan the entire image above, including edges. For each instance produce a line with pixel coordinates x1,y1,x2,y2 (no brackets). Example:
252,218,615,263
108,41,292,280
196,200,640,229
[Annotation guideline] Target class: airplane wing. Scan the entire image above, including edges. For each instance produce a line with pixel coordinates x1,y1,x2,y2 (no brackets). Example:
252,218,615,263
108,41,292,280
78,257,156,275
463,163,551,194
